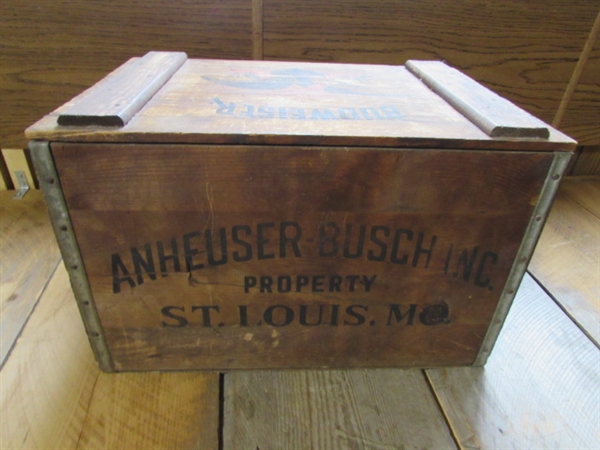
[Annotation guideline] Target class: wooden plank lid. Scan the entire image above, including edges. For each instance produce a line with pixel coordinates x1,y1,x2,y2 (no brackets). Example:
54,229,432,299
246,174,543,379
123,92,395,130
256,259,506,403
26,53,575,151
56,51,187,127
405,60,550,139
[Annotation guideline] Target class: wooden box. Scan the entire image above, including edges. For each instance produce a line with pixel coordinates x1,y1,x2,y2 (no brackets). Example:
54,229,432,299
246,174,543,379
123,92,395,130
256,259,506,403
27,52,575,372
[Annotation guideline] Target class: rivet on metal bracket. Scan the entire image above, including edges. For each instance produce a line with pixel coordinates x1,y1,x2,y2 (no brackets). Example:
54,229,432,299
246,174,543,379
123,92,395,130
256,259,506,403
13,171,30,199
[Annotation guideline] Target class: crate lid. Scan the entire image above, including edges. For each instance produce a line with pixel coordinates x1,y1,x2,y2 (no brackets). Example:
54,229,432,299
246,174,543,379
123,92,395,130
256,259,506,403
26,52,575,151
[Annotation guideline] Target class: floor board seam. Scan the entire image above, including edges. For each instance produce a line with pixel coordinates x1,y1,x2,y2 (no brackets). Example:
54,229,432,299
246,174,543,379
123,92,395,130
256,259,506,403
75,371,101,449
0,256,62,370
561,186,600,220
422,369,463,450
526,269,599,350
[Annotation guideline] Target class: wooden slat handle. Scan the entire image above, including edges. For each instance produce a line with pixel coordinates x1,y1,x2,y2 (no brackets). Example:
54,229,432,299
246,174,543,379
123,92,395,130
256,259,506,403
406,60,550,139
57,51,187,127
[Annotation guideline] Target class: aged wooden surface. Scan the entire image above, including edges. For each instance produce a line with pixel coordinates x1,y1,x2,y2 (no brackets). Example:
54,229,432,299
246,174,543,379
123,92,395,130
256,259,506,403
252,0,264,60
0,263,101,448
555,12,600,146
51,142,553,370
553,12,599,126
263,0,599,143
1,168,599,449
405,60,549,138
573,145,600,176
558,175,600,217
559,43,600,147
224,370,457,449
0,263,220,449
0,0,253,148
529,176,600,345
25,59,575,151
76,372,219,449
0,190,61,366
426,273,600,450
2,1,598,148
57,52,187,127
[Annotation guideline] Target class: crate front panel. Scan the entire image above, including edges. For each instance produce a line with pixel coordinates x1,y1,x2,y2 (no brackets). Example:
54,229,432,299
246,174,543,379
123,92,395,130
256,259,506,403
51,143,553,370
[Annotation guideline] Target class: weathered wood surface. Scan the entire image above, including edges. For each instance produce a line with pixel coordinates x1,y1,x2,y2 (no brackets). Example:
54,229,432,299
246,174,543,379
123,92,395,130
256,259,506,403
76,372,219,449
426,273,600,450
263,0,599,145
560,44,600,148
51,142,554,370
0,190,60,366
57,52,187,127
0,263,102,448
573,145,600,176
1,148,599,450
405,60,549,138
559,175,600,217
26,58,575,151
529,176,600,345
3,1,598,148
555,12,600,147
0,0,253,148
252,0,264,60
224,369,457,449
0,263,221,449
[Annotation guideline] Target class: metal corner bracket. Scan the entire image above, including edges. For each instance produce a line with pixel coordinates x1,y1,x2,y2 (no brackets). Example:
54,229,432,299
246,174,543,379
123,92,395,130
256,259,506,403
28,140,114,372
473,151,573,366
13,170,30,199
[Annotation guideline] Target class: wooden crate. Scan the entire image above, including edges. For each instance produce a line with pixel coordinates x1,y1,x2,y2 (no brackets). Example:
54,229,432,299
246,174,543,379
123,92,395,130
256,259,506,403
26,52,575,372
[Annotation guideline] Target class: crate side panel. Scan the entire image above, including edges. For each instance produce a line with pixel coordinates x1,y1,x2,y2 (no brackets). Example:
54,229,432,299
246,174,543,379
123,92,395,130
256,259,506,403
52,144,553,370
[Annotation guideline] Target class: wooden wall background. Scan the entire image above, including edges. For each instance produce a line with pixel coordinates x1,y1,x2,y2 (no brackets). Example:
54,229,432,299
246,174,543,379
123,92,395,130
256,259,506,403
1,0,598,187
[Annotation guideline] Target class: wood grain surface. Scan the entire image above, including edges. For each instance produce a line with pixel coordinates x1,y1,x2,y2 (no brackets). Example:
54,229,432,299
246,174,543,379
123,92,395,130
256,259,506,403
573,145,600,176
0,262,220,449
1,139,599,450
559,45,600,147
405,60,549,138
50,142,553,370
0,0,252,148
529,176,600,345
0,191,61,366
2,1,598,148
57,52,187,127
426,273,600,450
555,12,600,147
252,0,264,60
224,369,457,449
76,372,219,449
559,175,600,217
25,59,575,151
0,263,101,448
263,0,599,144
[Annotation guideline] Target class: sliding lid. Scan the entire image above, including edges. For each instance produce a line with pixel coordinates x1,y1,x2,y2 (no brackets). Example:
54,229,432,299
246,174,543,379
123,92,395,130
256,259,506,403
26,51,576,151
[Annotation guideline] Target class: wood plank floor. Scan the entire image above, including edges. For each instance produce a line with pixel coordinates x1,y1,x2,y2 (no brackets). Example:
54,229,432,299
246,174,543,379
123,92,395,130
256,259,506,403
1,176,598,449
0,191,61,367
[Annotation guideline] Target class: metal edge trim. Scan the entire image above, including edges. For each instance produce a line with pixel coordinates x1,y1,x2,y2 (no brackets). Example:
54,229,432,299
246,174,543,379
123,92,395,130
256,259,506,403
473,151,573,366
29,140,115,372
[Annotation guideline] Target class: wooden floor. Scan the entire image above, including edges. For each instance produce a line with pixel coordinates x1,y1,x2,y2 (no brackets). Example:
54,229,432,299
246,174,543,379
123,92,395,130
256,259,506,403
1,176,599,449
